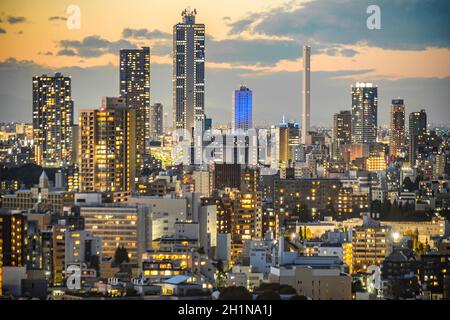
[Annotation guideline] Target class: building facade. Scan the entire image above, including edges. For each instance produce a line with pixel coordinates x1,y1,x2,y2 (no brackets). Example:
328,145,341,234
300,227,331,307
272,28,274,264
120,47,150,182
389,99,406,158
79,97,136,192
150,103,164,141
80,206,151,264
173,9,205,132
351,82,378,144
232,85,253,131
408,109,427,166
32,73,74,167
0,212,27,267
332,110,352,160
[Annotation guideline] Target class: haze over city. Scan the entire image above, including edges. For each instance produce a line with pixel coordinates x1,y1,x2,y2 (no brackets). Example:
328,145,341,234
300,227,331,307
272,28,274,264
0,0,449,126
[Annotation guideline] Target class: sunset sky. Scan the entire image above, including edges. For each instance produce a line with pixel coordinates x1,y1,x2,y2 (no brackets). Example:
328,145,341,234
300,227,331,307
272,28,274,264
0,0,449,126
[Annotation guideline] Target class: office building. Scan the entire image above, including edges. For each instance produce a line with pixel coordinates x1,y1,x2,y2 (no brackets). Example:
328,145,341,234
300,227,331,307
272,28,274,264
81,206,151,264
173,9,205,131
274,121,301,166
232,85,253,131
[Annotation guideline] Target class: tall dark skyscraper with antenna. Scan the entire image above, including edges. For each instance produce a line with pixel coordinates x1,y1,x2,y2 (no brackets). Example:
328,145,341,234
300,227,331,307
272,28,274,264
173,8,205,133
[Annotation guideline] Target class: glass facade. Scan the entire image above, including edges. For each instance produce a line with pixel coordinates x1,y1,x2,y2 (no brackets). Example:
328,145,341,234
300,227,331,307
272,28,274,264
232,85,253,131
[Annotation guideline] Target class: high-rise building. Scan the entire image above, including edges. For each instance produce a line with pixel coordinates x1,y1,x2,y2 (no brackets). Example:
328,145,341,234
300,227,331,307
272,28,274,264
120,47,150,181
278,121,301,165
408,109,427,166
32,73,74,167
150,103,163,141
173,9,205,132
232,85,253,131
332,111,352,159
351,82,378,144
302,46,311,145
389,99,406,158
79,97,136,192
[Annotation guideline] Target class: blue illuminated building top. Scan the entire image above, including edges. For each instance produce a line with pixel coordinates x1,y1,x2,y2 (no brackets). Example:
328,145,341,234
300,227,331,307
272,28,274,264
232,85,253,131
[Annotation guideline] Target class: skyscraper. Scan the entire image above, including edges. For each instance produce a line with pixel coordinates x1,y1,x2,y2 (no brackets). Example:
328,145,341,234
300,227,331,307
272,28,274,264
173,8,205,132
389,99,406,158
120,47,150,182
79,97,135,192
302,45,311,145
150,103,163,141
278,121,301,165
332,110,352,159
409,109,427,166
32,73,74,167
351,82,378,144
232,85,253,131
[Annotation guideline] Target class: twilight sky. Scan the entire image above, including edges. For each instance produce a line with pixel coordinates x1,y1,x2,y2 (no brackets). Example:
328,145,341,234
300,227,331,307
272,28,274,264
0,0,449,127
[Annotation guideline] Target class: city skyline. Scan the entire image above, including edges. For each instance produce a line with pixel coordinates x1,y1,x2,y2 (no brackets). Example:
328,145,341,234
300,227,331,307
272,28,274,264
0,1,449,304
0,0,449,127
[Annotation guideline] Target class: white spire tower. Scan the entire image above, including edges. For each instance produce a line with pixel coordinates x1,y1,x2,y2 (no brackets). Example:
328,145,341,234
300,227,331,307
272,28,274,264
302,45,311,145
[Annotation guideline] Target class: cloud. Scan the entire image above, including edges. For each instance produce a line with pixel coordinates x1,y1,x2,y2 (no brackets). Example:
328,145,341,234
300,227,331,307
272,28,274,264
57,49,76,56
207,35,299,65
227,17,258,35
228,0,450,50
340,48,358,57
38,51,54,56
1,57,449,128
58,35,137,57
48,16,67,22
315,45,358,58
122,28,171,40
7,16,26,24
0,27,6,34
